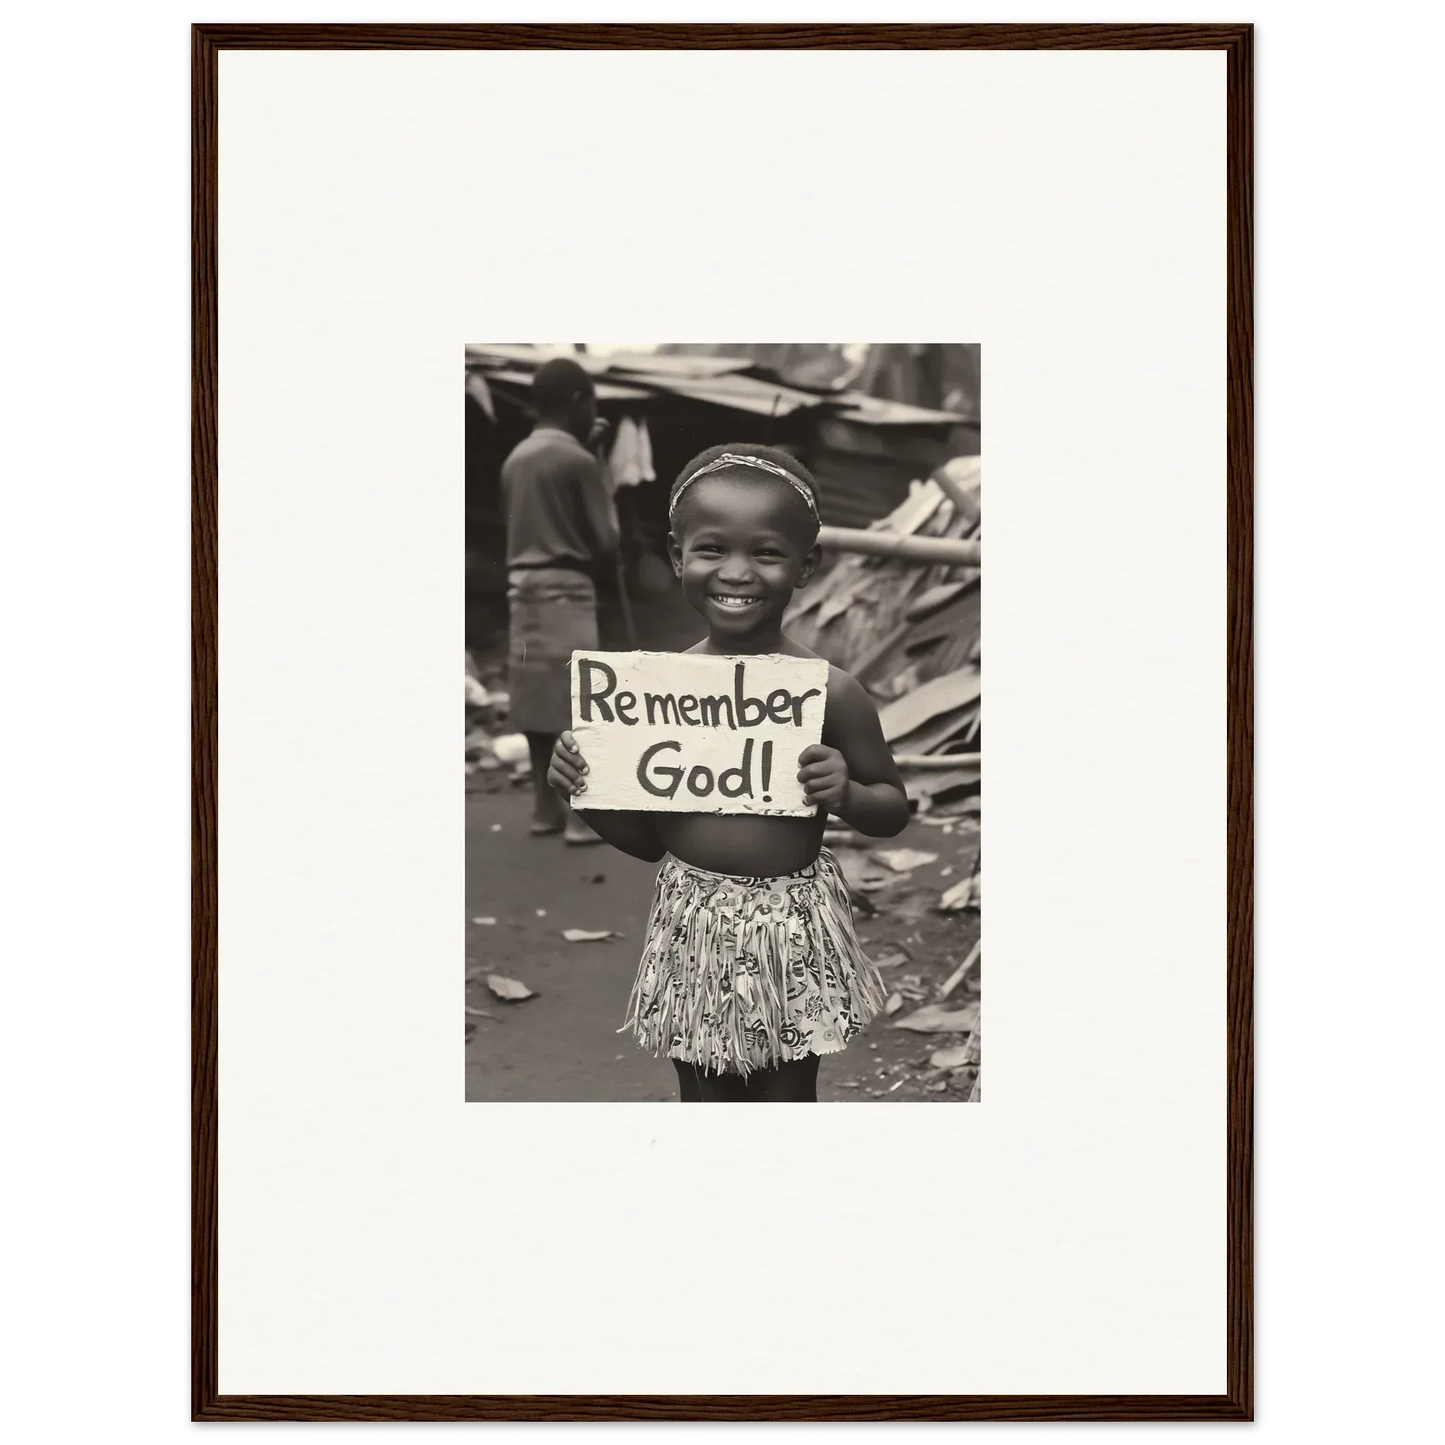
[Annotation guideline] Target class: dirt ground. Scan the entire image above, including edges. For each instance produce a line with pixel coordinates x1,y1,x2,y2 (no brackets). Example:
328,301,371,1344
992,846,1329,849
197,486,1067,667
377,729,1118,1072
465,572,981,1102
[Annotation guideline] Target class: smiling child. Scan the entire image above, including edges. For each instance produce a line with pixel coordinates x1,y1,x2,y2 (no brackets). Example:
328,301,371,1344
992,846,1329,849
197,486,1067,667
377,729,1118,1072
547,443,909,1101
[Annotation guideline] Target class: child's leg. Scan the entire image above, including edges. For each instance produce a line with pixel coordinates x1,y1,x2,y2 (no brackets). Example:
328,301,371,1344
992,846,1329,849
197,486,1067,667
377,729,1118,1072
679,1063,750,1102
524,731,566,832
672,1059,702,1102
675,1057,819,1101
746,1055,820,1102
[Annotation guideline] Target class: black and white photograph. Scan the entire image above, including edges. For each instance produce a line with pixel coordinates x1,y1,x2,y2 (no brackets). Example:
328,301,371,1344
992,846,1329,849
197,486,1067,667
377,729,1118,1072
464,344,982,1102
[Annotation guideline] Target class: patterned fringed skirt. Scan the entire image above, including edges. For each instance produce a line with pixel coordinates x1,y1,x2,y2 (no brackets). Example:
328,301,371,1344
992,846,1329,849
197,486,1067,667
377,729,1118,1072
621,849,886,1078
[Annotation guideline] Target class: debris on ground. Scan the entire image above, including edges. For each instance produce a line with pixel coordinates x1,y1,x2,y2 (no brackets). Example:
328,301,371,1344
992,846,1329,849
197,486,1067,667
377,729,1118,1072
892,1002,980,1034
870,847,938,873
465,654,513,777
561,928,621,943
486,975,536,1002
472,916,496,926
836,850,891,896
491,733,530,766
465,1005,497,1020
886,890,935,922
966,1024,981,1067
884,991,904,1016
926,1018,982,1097
938,874,981,912
929,1043,971,1069
937,939,982,998
476,731,533,783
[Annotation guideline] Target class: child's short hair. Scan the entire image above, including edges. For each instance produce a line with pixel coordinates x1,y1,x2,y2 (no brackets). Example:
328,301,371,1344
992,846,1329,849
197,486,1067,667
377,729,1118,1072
669,443,821,530
530,356,593,412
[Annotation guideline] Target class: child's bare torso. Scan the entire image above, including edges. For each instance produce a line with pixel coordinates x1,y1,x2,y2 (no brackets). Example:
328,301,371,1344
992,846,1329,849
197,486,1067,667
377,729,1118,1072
654,809,825,877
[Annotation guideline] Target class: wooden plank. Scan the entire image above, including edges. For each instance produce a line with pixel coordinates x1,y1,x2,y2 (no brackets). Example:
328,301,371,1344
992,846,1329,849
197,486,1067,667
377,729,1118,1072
878,668,982,743
818,527,981,566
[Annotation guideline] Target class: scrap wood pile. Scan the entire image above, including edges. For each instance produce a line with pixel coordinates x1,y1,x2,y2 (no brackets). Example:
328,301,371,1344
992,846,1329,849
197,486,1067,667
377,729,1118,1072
799,452,983,1096
803,453,982,1103
786,455,981,822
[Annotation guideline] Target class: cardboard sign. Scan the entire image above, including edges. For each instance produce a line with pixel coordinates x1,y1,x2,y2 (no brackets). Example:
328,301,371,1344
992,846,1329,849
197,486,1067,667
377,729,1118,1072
569,650,829,816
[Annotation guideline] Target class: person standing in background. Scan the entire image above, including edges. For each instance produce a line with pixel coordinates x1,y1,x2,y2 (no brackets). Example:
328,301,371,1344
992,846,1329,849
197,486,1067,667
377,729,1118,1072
502,357,616,844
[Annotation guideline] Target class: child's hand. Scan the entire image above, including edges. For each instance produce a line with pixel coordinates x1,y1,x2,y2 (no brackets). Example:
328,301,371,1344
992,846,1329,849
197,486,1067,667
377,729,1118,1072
797,744,849,811
548,731,589,799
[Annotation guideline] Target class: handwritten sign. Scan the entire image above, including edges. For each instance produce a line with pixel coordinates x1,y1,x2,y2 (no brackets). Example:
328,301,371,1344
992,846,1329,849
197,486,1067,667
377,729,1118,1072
569,650,829,816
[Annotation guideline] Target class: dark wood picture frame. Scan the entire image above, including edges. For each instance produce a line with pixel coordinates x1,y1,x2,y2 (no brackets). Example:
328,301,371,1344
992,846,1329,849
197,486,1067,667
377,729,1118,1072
193,22,1252,1423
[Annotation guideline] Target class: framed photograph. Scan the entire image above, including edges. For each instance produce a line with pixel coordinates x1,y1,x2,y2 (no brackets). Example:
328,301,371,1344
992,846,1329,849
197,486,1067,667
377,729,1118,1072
462,342,982,1111
195,23,1251,1422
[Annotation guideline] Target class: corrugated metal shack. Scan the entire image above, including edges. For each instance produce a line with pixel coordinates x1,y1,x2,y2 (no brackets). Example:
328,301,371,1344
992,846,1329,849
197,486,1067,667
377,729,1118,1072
465,344,979,646
657,343,980,528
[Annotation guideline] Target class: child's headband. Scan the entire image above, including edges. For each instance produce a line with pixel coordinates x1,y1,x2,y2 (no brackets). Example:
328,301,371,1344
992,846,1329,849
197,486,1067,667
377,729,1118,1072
668,453,819,521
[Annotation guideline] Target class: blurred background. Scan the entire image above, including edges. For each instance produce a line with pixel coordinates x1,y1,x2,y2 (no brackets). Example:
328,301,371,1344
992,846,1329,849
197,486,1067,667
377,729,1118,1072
465,343,982,1102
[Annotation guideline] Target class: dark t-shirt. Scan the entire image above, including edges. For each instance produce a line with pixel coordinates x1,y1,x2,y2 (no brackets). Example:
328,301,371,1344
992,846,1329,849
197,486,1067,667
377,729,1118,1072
502,427,618,576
